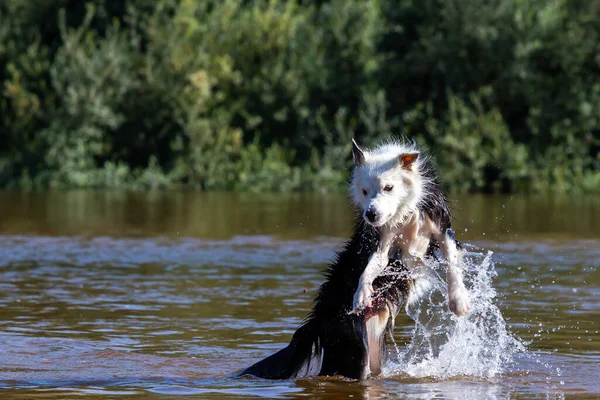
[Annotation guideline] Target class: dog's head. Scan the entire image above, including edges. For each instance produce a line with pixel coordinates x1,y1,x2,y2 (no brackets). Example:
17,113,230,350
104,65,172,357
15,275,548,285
350,139,425,228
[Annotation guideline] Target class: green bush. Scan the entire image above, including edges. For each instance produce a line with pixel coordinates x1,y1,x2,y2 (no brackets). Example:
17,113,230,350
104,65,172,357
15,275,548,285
408,88,529,193
0,0,598,192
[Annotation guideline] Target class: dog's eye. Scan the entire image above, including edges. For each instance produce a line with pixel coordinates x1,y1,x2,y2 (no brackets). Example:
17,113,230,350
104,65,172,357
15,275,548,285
383,185,394,192
362,189,368,196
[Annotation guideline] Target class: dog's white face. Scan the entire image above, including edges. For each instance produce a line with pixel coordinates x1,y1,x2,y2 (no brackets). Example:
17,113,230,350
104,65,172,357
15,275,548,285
350,140,424,228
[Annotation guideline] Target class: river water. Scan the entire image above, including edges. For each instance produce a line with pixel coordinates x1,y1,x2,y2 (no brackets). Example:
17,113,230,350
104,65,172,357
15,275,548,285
0,191,597,399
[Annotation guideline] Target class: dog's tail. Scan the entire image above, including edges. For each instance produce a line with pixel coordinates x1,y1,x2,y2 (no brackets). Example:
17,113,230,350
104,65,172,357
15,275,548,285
238,322,323,379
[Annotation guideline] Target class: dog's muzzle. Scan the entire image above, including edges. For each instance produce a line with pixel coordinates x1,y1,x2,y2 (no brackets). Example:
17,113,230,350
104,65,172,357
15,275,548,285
365,208,378,224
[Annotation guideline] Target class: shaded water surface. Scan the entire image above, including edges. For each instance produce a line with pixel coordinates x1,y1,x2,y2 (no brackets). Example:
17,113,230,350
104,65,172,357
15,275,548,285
0,191,598,399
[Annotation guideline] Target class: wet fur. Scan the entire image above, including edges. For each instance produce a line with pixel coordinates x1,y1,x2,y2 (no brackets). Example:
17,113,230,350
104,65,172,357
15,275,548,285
239,219,412,380
350,140,470,317
240,140,467,380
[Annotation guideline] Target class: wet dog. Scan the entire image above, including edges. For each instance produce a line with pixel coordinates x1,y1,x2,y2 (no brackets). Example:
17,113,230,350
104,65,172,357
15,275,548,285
240,139,469,380
349,139,470,317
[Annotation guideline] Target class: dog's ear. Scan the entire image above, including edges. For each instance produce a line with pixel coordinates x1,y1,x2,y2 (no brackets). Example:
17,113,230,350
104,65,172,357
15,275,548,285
399,152,419,170
352,139,366,166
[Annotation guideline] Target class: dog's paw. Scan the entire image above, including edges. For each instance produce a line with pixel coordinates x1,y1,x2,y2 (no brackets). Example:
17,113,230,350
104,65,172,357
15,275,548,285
448,286,471,317
352,282,374,314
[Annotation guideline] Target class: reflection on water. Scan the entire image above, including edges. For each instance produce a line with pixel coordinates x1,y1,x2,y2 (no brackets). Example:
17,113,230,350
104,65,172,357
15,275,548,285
0,190,598,239
0,191,598,398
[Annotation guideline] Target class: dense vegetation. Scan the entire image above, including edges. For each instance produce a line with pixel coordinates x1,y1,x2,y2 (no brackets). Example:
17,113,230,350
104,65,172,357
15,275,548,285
1,0,599,193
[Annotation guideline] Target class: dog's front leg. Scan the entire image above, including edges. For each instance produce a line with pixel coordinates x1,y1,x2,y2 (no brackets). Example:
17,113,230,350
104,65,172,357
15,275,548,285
438,229,471,316
352,238,393,314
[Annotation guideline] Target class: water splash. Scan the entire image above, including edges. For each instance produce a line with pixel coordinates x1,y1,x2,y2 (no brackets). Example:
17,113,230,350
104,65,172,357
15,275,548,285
383,248,525,379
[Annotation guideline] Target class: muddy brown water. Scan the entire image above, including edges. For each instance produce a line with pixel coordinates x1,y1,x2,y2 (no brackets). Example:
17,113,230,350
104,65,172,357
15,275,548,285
0,191,598,399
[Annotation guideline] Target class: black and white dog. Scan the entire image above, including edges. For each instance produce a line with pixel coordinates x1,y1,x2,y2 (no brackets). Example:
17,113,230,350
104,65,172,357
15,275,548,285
240,140,470,380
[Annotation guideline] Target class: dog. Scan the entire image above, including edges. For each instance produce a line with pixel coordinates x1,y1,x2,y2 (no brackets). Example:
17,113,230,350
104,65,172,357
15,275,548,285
239,139,469,380
350,139,470,318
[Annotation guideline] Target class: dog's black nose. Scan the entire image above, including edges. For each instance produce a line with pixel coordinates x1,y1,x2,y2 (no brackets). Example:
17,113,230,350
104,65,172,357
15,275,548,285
365,209,377,223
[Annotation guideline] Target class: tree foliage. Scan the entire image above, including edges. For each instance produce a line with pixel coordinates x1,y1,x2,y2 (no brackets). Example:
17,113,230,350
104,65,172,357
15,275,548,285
1,0,598,192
